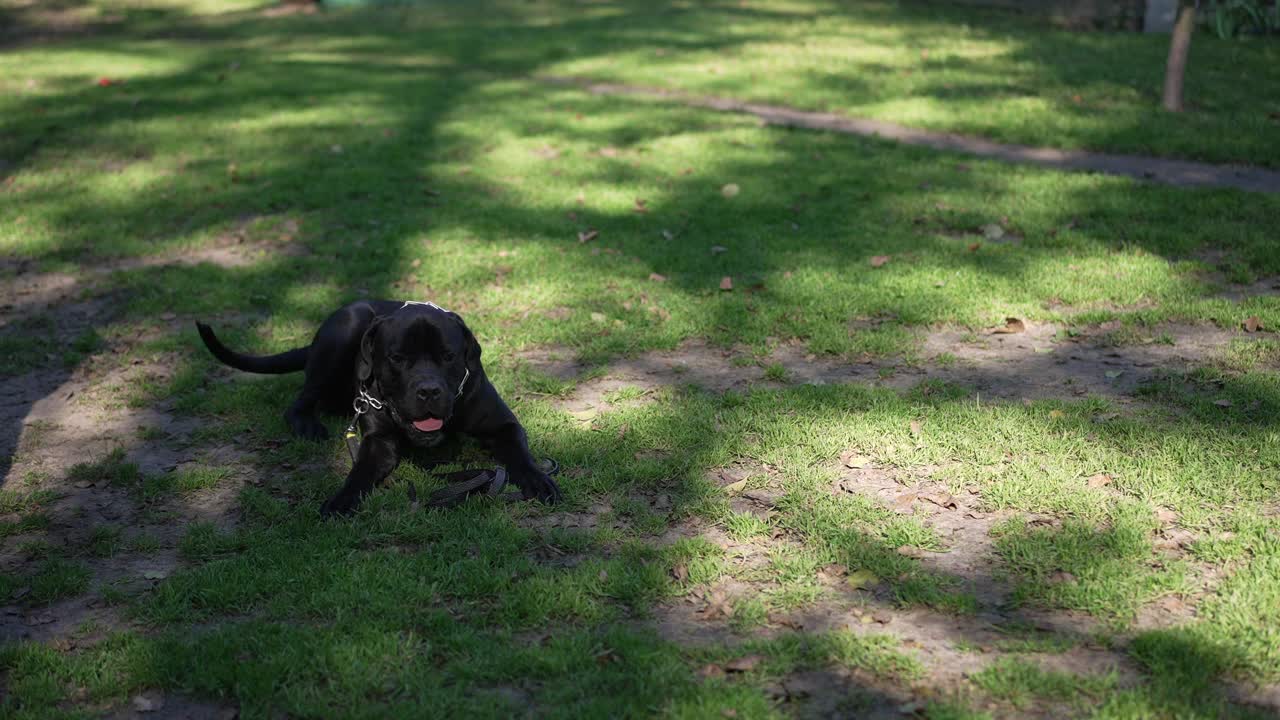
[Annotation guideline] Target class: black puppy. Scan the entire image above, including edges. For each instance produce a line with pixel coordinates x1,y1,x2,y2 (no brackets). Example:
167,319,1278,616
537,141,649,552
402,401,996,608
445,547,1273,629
196,300,561,516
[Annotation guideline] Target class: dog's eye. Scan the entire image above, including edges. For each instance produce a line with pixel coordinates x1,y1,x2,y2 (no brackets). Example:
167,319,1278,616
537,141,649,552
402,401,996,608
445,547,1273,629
388,353,405,364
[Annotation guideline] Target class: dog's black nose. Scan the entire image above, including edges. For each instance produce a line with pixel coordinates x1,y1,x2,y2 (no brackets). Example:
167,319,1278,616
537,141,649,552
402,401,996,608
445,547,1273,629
415,382,444,401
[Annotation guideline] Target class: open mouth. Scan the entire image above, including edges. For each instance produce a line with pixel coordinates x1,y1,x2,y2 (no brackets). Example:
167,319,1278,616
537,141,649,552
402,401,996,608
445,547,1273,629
412,417,445,433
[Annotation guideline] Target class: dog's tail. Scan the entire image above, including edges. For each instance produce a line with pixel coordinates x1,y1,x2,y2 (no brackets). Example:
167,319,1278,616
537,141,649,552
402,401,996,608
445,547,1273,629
196,322,309,374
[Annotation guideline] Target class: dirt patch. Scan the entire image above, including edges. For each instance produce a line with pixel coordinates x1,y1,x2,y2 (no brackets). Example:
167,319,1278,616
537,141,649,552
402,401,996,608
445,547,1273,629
522,322,1261,415
541,76,1280,194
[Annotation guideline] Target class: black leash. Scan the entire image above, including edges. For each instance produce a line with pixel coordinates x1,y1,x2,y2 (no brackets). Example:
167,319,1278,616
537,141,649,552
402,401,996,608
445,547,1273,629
423,458,560,508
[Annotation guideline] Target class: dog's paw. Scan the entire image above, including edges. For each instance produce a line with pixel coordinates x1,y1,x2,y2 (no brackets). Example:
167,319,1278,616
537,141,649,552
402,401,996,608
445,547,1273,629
320,492,359,518
518,471,562,505
286,411,329,441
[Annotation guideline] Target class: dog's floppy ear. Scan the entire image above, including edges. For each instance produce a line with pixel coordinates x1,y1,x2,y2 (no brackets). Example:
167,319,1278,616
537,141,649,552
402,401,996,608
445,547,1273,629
450,312,482,368
356,317,385,383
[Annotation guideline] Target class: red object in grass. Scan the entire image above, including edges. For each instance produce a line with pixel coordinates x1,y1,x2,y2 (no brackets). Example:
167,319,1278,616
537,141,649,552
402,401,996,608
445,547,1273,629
97,77,113,87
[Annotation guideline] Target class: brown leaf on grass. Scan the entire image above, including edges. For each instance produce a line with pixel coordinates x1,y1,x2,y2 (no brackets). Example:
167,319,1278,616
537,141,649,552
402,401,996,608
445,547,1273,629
1243,316,1263,332
897,545,925,558
577,229,599,243
703,590,734,619
869,255,891,268
1049,571,1077,584
722,479,748,494
909,419,923,438
893,493,917,512
818,563,848,580
967,242,982,253
725,654,763,672
1214,398,1234,408
1086,473,1113,488
616,423,630,440
633,198,649,213
672,563,689,582
598,146,621,158
839,450,871,469
697,664,726,679
649,272,667,282
719,276,734,291
992,317,1026,334
922,492,957,510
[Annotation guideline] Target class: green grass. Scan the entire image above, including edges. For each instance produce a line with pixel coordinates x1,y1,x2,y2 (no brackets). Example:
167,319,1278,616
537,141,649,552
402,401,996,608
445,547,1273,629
1,1,1279,718
972,657,1117,710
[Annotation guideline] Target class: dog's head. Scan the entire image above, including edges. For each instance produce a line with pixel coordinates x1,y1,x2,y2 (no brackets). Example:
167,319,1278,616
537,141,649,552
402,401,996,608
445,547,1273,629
356,303,480,442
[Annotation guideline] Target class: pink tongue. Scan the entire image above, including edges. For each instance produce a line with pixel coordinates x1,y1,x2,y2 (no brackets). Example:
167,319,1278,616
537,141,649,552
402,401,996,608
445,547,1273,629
413,417,444,432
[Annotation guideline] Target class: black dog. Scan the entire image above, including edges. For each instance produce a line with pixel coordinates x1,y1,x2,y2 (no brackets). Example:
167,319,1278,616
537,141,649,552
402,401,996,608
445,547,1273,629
196,300,561,516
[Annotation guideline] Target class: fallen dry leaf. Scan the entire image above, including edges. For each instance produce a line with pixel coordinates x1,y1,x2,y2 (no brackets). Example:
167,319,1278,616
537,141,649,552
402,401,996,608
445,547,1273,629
909,419,923,438
703,590,735,619
672,563,689,582
840,451,872,469
896,545,925,558
577,229,599,243
1243,316,1263,333
633,198,649,213
846,569,878,590
719,276,734,291
1214,398,1234,408
922,492,957,510
869,255,891,268
819,563,848,579
720,183,740,198
649,272,667,282
722,479,748,494
724,654,763,672
893,493,917,511
992,317,1026,334
967,242,981,253
1048,409,1065,419
698,664,726,679
1086,473,1113,488
1049,571,1077,584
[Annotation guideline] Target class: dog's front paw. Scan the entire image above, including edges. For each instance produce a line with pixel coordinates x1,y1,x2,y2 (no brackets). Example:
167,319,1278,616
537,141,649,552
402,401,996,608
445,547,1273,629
286,411,329,441
517,471,562,505
320,491,360,518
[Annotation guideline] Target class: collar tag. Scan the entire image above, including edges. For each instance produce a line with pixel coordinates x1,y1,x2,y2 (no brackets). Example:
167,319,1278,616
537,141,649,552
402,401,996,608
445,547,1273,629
344,386,385,462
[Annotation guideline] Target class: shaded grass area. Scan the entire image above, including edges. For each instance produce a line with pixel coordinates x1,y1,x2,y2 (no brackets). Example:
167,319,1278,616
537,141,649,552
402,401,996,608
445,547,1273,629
6,369,1280,716
2,1,1279,718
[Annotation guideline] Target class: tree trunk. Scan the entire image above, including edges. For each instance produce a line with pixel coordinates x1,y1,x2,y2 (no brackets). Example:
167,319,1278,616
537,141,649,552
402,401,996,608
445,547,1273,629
1161,2,1196,112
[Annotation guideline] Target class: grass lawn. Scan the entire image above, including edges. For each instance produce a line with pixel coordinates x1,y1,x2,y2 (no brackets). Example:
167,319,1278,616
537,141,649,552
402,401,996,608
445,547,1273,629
2,1,1279,718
